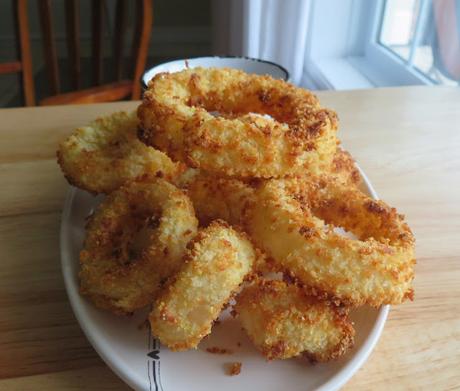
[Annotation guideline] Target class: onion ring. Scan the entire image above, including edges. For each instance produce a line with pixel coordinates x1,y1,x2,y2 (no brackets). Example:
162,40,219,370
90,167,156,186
138,67,338,178
244,176,415,306
149,220,256,350
57,111,183,194
79,178,198,314
235,279,354,361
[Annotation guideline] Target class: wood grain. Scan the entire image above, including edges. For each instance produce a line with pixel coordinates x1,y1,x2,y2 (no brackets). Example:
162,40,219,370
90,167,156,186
0,87,458,390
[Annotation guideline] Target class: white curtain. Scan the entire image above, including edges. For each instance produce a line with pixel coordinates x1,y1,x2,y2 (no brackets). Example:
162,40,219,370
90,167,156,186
213,0,311,85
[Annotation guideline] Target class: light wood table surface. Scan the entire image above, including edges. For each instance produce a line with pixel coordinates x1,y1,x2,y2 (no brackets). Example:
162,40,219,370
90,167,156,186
0,86,459,390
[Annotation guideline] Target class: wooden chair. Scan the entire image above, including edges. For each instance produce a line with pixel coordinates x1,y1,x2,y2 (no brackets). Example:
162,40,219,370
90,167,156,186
0,0,35,106
38,0,152,106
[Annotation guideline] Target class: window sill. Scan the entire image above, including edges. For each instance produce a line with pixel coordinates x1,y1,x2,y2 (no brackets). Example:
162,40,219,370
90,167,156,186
301,57,374,90
301,51,434,91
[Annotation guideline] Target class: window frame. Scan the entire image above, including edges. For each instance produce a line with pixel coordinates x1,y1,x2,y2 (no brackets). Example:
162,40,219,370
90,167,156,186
302,0,436,90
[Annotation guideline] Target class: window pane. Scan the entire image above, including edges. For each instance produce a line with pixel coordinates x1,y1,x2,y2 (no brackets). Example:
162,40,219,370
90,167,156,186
379,0,459,85
379,0,420,61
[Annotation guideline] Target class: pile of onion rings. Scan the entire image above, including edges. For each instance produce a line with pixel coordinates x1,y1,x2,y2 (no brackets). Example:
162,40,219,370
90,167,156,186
57,67,415,366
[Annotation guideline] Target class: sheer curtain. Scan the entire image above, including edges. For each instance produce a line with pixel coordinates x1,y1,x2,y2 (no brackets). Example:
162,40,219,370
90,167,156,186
212,0,460,88
433,0,460,81
212,0,311,85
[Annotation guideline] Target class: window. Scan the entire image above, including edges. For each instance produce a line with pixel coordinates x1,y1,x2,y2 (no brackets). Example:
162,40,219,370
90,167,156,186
379,0,458,86
302,0,460,90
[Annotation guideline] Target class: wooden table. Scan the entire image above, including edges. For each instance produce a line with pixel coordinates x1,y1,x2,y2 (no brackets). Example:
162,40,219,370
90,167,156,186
1,87,459,390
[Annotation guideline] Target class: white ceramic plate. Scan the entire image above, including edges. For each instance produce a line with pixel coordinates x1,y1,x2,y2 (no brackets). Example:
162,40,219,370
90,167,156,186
60,166,389,391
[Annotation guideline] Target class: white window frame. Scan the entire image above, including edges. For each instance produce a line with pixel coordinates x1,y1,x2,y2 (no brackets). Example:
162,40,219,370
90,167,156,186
302,0,435,90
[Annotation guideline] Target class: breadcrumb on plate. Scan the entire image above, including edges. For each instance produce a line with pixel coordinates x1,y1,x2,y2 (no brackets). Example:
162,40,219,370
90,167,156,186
226,362,242,376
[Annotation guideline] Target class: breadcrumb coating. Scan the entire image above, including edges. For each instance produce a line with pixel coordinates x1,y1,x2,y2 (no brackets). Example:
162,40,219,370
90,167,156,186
329,148,361,187
244,176,415,306
149,220,256,350
185,174,254,226
79,178,198,314
57,111,183,194
138,67,338,178
235,279,354,361
183,148,360,227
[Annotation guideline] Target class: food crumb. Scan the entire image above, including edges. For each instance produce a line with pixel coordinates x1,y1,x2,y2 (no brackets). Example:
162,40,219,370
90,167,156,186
206,346,233,354
226,362,242,376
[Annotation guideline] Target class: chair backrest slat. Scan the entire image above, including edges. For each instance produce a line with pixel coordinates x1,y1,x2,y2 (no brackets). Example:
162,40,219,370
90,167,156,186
130,0,142,76
35,0,152,104
131,0,153,99
92,0,104,86
38,0,60,95
0,62,22,73
16,0,35,106
114,0,127,81
65,0,81,90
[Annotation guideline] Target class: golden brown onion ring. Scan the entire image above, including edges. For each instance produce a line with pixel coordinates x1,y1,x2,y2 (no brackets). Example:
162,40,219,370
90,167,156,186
57,111,183,194
138,67,338,178
79,178,198,314
244,176,415,307
235,279,354,361
149,220,256,351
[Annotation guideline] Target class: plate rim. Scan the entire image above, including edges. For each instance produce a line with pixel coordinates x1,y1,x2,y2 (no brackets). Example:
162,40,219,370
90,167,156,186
60,166,389,391
140,56,290,90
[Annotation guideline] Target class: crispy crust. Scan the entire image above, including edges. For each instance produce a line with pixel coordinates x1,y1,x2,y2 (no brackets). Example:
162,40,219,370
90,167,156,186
244,176,416,307
182,148,360,227
57,111,183,194
149,220,256,350
329,148,362,187
138,67,338,178
183,174,272,275
235,279,354,361
79,178,198,314
184,173,255,226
